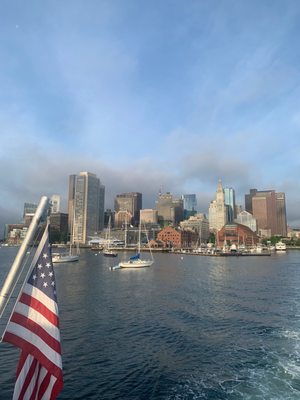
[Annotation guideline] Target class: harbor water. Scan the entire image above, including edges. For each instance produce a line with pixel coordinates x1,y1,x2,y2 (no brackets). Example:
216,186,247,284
1,247,300,399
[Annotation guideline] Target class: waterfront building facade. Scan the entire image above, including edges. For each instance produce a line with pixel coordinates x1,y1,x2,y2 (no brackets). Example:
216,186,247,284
114,192,142,226
217,223,259,248
245,189,287,237
4,224,25,242
69,172,105,244
208,180,227,231
157,226,198,249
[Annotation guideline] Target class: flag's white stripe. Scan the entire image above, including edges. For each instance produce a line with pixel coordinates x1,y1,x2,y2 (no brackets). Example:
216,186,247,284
7,323,62,368
12,354,35,400
23,284,58,315
41,373,57,400
38,365,48,385
15,302,60,340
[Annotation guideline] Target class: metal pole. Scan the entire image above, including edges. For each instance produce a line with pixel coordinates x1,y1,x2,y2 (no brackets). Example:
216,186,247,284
0,196,49,318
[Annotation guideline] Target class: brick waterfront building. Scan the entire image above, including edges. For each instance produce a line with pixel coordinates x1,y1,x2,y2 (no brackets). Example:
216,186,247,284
217,223,259,247
157,226,198,249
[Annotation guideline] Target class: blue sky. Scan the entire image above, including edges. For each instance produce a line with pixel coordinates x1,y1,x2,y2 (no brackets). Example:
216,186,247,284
1,0,300,229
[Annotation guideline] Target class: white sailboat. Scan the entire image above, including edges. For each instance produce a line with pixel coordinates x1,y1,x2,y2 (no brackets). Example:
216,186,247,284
117,222,154,268
52,221,80,263
52,241,80,263
103,216,118,257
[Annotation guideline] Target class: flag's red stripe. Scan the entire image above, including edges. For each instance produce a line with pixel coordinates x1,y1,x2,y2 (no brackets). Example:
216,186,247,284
18,355,38,400
37,371,51,400
19,293,59,326
50,377,64,400
3,332,63,380
10,312,61,353
29,362,41,400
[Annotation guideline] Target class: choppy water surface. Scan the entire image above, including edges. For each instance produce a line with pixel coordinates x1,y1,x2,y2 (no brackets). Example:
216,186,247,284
1,248,300,399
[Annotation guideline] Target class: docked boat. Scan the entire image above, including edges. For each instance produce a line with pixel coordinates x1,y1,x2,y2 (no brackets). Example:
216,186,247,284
275,241,286,251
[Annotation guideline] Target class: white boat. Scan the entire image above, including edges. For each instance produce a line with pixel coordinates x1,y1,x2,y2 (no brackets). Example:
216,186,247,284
117,222,154,269
52,242,80,263
103,249,118,257
52,252,79,263
103,216,118,257
275,241,286,251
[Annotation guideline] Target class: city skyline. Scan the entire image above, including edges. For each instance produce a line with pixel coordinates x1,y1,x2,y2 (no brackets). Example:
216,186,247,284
1,1,300,230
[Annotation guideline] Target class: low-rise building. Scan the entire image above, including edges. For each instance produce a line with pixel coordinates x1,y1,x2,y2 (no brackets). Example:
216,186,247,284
180,213,209,242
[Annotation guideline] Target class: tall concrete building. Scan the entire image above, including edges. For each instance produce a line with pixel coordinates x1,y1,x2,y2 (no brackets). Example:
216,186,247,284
224,187,236,223
114,192,142,226
51,195,61,214
208,180,227,231
68,174,77,236
140,209,158,225
68,172,105,244
156,192,184,226
245,189,287,237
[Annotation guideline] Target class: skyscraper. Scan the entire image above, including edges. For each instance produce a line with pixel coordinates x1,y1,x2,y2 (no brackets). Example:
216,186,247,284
224,187,236,223
114,192,142,226
156,192,184,226
245,189,287,237
208,180,227,231
181,194,197,219
68,172,105,244
275,192,287,237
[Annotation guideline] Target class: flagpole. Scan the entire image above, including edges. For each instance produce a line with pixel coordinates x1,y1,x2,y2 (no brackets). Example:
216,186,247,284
0,195,50,318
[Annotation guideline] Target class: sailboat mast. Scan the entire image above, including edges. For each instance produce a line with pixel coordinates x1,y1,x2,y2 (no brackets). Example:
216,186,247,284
125,213,127,248
138,220,141,254
0,196,49,318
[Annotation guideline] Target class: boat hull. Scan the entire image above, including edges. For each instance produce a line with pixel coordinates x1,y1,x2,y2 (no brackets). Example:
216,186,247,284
52,255,79,263
118,259,154,268
103,251,118,257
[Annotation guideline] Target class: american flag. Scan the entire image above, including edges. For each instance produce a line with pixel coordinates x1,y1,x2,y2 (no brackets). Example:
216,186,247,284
2,225,63,400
